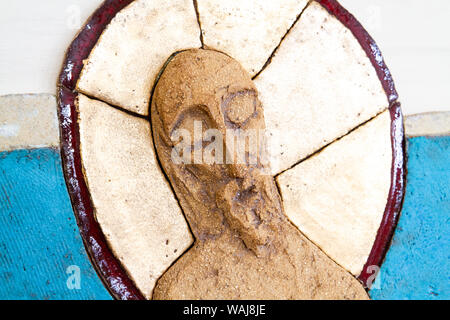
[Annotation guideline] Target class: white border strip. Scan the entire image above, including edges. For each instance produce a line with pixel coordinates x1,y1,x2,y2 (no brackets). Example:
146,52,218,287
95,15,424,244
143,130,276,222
405,112,450,138
0,94,60,152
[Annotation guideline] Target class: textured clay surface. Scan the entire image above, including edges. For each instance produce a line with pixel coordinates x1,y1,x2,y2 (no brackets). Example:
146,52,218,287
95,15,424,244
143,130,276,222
150,49,368,300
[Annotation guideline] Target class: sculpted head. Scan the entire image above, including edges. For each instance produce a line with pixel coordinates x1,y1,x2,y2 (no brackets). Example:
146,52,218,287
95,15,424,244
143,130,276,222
151,49,278,245
152,49,267,180
150,50,368,301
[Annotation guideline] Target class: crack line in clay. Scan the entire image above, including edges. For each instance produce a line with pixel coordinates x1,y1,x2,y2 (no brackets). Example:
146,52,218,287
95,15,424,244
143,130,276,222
252,0,313,80
193,0,205,48
274,107,390,179
77,91,149,121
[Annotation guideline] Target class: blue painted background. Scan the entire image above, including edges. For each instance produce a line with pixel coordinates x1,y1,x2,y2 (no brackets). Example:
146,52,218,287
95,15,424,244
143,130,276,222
0,137,448,300
370,136,450,300
0,148,111,300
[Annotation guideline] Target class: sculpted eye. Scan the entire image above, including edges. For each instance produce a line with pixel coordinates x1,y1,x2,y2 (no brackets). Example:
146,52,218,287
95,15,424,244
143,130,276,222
171,107,214,137
170,106,217,163
222,91,257,127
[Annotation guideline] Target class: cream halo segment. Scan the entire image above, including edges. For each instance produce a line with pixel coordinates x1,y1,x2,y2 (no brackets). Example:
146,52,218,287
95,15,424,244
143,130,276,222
196,0,309,76
76,0,201,116
277,110,393,276
255,1,389,175
77,94,193,299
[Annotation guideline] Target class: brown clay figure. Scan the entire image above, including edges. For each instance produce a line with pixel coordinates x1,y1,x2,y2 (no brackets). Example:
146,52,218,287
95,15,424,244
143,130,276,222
150,49,368,300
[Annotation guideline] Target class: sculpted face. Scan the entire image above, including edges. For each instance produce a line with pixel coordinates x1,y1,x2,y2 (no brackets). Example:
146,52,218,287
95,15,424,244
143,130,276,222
153,49,266,182
152,48,278,249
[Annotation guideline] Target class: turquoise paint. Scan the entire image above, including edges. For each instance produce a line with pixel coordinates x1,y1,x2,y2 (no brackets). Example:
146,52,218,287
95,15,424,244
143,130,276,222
0,148,112,300
370,136,450,300
0,139,448,300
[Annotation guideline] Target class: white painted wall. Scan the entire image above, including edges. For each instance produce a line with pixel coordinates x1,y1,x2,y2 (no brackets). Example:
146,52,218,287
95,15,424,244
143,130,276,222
0,0,449,115
340,0,450,115
0,0,103,96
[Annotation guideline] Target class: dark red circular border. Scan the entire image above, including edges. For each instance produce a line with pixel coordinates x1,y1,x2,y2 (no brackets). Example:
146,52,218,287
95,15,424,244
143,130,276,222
57,0,406,299
57,0,144,300
316,0,406,287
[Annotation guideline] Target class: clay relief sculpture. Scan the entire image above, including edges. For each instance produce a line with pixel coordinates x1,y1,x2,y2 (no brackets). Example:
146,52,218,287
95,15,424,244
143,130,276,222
150,49,368,299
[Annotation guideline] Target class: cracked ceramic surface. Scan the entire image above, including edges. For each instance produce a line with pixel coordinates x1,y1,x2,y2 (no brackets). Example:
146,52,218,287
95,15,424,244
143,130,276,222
278,110,392,275
196,0,309,76
255,1,388,174
77,0,201,115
